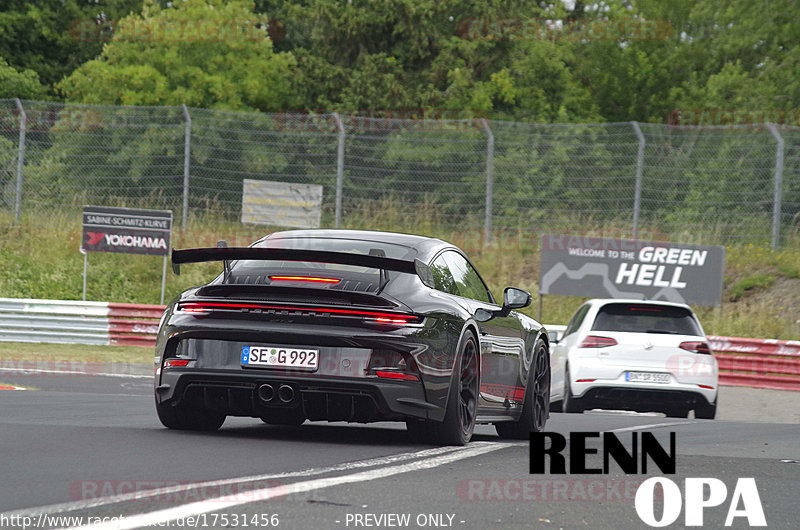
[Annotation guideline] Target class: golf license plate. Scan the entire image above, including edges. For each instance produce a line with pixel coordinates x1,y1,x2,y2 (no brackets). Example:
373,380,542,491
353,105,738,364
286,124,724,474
625,371,670,384
242,346,318,371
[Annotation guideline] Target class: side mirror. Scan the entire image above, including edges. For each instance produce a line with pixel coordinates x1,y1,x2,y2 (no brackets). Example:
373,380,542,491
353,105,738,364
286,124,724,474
548,330,561,344
503,287,532,310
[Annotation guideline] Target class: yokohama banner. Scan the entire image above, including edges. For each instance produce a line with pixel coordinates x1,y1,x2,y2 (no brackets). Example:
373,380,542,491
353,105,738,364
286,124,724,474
539,234,725,306
82,206,172,256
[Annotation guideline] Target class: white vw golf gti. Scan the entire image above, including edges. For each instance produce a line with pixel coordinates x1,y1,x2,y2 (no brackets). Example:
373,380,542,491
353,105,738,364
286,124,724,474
550,299,718,418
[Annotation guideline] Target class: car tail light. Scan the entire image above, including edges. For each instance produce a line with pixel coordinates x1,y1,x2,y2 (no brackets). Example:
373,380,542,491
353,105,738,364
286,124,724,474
176,302,423,325
697,384,715,390
579,335,618,348
163,359,190,369
369,350,420,381
268,276,341,284
679,341,712,355
375,370,420,382
576,378,597,383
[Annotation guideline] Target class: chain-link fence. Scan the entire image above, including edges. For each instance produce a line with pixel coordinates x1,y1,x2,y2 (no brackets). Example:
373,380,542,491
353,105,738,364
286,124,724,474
2,99,799,248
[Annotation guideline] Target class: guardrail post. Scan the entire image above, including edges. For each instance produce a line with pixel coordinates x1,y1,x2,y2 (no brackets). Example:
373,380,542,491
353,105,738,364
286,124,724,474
631,121,645,240
181,104,191,231
14,98,26,224
333,113,345,228
481,119,494,246
766,123,784,250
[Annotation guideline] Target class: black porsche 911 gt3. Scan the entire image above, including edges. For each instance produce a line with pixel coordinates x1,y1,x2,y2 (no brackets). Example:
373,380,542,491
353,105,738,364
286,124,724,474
155,229,551,445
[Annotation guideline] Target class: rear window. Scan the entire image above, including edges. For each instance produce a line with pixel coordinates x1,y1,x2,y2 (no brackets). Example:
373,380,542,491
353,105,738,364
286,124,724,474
591,303,702,335
224,237,416,292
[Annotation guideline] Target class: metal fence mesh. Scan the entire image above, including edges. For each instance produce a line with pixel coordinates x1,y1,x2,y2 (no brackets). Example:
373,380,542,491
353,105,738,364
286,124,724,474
2,99,799,248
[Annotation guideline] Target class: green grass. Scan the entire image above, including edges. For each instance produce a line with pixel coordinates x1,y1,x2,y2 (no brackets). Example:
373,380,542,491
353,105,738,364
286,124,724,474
728,274,775,302
0,342,153,363
1,210,799,350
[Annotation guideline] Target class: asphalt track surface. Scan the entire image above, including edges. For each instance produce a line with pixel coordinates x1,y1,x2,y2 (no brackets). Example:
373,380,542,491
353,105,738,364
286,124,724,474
0,364,798,530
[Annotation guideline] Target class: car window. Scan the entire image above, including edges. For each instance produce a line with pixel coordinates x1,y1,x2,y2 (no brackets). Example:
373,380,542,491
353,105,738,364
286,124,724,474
564,304,590,337
430,254,457,295
591,303,702,335
441,251,493,303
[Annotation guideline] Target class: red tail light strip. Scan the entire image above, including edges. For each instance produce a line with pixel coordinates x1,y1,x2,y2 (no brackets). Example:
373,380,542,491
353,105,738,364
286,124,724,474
697,384,715,390
375,370,420,382
268,276,341,284
163,359,190,369
176,302,423,324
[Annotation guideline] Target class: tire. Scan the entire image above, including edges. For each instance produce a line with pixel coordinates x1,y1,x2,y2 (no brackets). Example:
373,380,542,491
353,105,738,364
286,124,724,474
561,366,586,414
694,399,717,419
428,331,479,446
156,399,226,431
496,338,550,439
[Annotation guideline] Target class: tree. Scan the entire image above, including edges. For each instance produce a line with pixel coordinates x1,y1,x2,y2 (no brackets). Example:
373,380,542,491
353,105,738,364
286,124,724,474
0,0,144,95
0,57,45,99
58,0,298,112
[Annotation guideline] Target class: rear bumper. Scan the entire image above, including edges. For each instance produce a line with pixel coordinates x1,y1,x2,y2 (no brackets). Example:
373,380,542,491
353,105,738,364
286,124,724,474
569,356,718,409
576,385,715,411
156,369,439,423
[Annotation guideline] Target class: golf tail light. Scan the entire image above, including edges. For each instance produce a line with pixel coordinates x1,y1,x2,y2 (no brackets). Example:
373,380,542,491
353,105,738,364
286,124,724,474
679,341,712,355
580,335,618,348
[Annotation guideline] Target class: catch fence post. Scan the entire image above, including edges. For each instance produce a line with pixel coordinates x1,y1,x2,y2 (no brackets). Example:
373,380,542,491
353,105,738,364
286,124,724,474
181,104,191,231
631,121,645,240
334,113,345,228
481,118,494,246
14,98,26,224
766,123,784,250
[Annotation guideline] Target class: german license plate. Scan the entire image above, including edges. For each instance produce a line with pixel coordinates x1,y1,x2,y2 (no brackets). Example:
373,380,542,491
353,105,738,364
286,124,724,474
625,371,670,384
242,346,318,371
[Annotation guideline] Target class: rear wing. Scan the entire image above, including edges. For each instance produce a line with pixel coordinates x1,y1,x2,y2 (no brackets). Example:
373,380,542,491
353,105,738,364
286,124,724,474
171,247,419,276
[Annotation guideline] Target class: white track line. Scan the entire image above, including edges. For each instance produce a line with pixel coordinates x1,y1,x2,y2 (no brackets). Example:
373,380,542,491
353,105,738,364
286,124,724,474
1,446,462,519
609,421,698,434
55,442,511,530
0,367,151,379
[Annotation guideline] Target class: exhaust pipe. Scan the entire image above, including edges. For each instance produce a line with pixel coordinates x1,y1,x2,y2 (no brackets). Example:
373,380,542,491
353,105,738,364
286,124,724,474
278,384,295,403
257,383,275,402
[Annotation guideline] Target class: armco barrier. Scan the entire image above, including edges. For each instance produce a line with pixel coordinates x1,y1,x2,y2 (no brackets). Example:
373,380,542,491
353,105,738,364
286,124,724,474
708,335,800,392
0,301,797,391
0,298,164,347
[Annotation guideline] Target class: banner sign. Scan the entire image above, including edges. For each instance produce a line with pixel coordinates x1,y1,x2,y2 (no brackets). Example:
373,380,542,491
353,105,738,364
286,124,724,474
82,206,172,256
539,234,725,306
241,179,323,229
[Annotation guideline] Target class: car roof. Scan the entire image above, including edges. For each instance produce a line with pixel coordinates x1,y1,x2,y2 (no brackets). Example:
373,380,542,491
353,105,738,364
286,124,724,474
585,298,693,310
257,229,451,260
